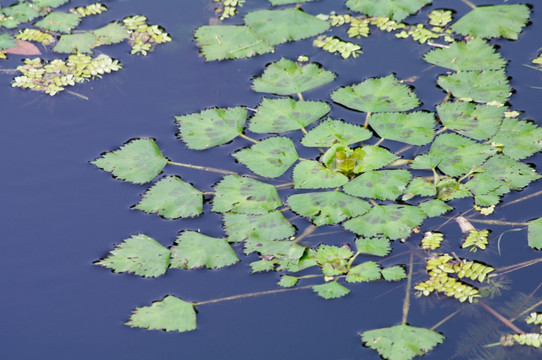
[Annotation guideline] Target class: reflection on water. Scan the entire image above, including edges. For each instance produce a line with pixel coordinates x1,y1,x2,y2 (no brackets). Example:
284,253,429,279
2,0,542,359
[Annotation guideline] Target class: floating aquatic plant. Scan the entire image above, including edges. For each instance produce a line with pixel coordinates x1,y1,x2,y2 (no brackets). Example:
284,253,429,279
90,1,542,359
0,0,171,95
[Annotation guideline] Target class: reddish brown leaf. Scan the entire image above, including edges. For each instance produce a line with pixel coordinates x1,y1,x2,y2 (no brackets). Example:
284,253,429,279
5,40,41,55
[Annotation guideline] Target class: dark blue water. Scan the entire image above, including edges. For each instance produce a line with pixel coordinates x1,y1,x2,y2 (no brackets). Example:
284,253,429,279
2,0,542,359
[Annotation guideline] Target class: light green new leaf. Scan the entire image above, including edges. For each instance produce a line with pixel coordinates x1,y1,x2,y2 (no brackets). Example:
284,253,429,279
0,33,16,50
194,25,274,61
451,4,530,40
483,155,540,190
423,38,506,71
353,145,398,174
344,204,426,240
370,111,435,145
35,12,81,33
490,118,542,160
346,0,432,22
437,70,510,104
419,199,452,217
133,176,202,219
224,211,295,243
429,133,496,177
252,58,336,95
175,107,247,150
269,0,314,4
362,324,444,360
249,98,330,133
382,266,406,281
170,231,239,269
278,275,299,288
287,191,370,226
245,9,330,46
301,119,372,147
315,244,352,276
355,237,391,256
96,234,169,277
93,22,130,45
126,296,196,333
343,170,412,200
91,138,168,184
331,74,420,113
312,282,350,299
293,160,349,189
436,102,504,141
346,261,381,283
54,33,97,53
233,137,298,178
528,218,542,250
212,175,282,214
437,177,472,201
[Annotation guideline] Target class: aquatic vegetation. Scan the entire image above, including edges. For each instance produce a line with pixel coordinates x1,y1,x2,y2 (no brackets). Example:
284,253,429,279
0,0,171,95
90,0,542,359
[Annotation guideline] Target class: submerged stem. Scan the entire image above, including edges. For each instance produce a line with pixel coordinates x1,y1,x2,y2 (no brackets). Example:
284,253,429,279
364,112,371,128
402,253,414,325
467,218,528,226
275,182,294,189
239,133,259,144
66,90,89,100
497,258,542,276
498,189,542,210
168,160,239,175
431,309,461,331
478,301,524,334
297,92,304,101
460,0,477,9
194,285,314,306
294,224,317,243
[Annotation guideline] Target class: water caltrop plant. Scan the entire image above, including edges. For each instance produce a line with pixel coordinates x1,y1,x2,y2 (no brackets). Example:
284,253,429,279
0,0,170,96
92,1,542,359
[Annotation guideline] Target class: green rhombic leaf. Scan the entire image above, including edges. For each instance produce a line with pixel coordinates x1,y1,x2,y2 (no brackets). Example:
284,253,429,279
344,204,426,240
224,211,295,243
34,12,81,33
423,38,506,71
381,266,406,281
451,4,530,40
343,170,412,200
96,234,169,277
0,33,16,50
244,8,330,46
437,70,510,104
269,0,314,5
355,237,391,256
436,102,505,141
212,175,282,214
93,23,130,45
233,137,299,178
54,33,97,53
252,58,336,95
369,111,435,145
133,176,203,219
346,261,381,283
482,154,541,190
353,145,398,173
346,0,432,22
361,324,444,360
301,119,372,147
293,160,349,189
91,138,168,184
175,107,247,150
194,25,274,61
490,118,542,160
249,98,330,133
331,74,420,113
312,281,350,299
287,191,371,226
528,218,542,250
126,295,196,333
428,133,496,177
170,231,239,269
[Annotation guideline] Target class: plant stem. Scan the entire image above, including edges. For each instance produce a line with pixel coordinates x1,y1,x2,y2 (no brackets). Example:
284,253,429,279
466,218,528,226
460,0,477,9
374,137,385,146
294,224,316,243
402,253,414,325
194,285,314,306
498,189,542,210
431,309,461,331
395,145,413,155
66,90,89,100
497,258,542,276
239,133,259,143
300,126,308,135
363,112,371,128
168,160,245,177
275,182,294,189
509,282,542,321
434,126,448,136
297,92,304,101
478,301,524,334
